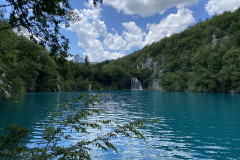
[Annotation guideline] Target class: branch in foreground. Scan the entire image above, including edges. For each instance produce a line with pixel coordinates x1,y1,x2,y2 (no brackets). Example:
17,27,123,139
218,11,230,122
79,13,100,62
0,94,157,159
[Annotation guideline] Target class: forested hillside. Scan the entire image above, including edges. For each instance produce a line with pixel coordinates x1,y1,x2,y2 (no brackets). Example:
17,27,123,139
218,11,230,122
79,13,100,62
0,21,93,100
103,8,240,93
0,20,130,99
0,21,59,99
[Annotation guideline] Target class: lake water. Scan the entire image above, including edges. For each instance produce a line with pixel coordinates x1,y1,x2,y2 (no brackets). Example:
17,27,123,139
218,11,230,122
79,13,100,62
0,90,240,159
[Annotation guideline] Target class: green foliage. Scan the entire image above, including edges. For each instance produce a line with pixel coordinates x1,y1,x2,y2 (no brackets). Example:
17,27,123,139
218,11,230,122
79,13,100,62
101,8,240,93
0,20,65,98
91,81,103,90
0,0,103,58
84,55,90,66
0,125,30,159
76,77,91,90
0,94,150,159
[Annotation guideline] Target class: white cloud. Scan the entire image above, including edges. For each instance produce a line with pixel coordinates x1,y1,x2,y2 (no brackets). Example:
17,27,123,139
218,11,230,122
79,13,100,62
103,22,146,51
66,4,125,62
65,2,195,62
13,26,42,42
104,33,126,50
122,22,146,50
82,39,125,62
104,0,198,17
144,8,195,45
205,0,240,15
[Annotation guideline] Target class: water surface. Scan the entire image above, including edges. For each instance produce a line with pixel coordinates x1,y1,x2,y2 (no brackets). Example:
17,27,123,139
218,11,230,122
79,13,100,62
0,91,240,159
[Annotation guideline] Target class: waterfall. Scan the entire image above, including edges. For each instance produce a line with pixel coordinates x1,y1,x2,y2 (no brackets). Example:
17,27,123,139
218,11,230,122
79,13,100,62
2,88,11,98
57,84,61,92
4,90,11,98
56,75,61,92
89,81,92,91
131,78,143,90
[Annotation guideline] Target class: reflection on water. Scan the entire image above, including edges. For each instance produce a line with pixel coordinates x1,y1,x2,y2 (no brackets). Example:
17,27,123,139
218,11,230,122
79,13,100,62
0,91,240,159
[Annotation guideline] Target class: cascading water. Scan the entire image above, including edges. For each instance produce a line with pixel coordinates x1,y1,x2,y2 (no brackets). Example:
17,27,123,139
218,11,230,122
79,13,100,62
89,81,92,91
57,84,61,92
56,75,61,92
4,90,11,98
131,78,143,90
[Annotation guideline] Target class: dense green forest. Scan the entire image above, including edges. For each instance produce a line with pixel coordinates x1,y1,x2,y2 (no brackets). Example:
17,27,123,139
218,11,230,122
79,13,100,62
103,8,240,93
1,8,240,99
0,20,131,99
0,21,82,99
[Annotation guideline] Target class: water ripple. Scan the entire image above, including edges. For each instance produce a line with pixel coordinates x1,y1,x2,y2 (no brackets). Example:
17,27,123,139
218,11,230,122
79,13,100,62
1,91,240,159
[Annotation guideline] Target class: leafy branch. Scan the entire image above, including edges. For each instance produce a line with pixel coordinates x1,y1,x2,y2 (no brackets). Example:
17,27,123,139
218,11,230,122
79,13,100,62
0,0,103,58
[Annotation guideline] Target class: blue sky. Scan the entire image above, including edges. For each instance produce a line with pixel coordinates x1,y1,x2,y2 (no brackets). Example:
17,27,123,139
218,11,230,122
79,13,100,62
61,0,240,62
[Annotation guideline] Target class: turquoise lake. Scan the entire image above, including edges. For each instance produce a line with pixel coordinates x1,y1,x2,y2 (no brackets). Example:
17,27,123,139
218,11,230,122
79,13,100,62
0,90,240,159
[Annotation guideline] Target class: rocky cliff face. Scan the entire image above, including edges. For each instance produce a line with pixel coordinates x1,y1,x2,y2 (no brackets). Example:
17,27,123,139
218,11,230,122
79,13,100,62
137,56,162,90
149,78,162,90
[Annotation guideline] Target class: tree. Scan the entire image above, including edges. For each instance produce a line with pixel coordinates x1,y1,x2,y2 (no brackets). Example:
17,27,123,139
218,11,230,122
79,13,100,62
74,53,83,63
0,0,103,58
84,55,90,66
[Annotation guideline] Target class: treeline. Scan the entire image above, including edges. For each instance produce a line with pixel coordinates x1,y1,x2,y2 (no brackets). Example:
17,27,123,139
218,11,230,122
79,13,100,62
0,21,62,99
0,20,139,99
0,21,118,99
103,8,240,93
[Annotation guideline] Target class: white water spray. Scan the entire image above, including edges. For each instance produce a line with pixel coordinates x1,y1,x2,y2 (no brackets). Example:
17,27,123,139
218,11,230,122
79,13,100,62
131,78,143,90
